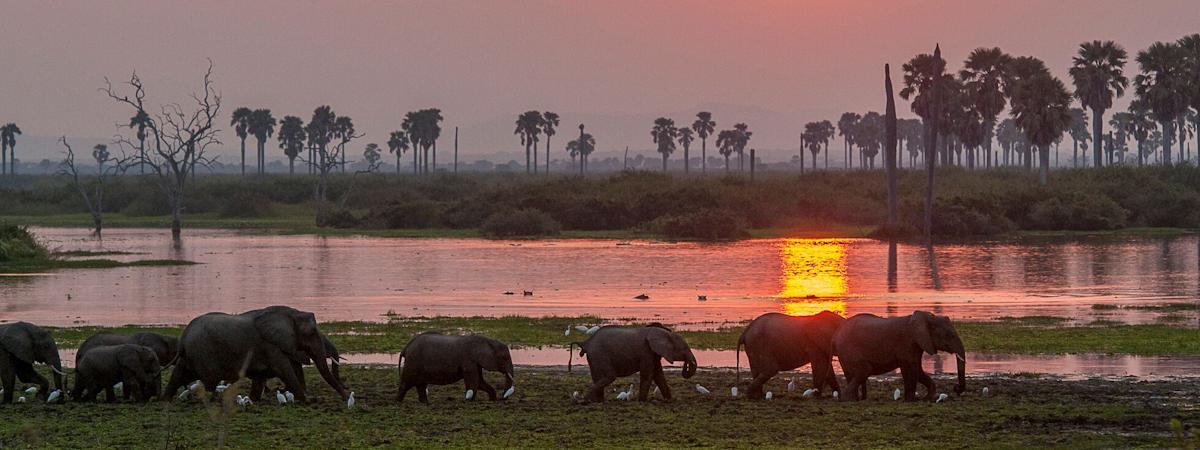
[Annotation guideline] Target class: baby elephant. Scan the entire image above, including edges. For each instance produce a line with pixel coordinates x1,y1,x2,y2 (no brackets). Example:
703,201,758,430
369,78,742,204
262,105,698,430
72,344,162,403
77,332,178,401
572,324,697,403
397,332,515,403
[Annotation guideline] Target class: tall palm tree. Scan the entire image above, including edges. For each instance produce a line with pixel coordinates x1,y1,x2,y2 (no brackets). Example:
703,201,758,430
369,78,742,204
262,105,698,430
1069,41,1129,168
421,109,443,174
1126,100,1157,166
677,127,695,173
996,118,1019,166
387,130,410,174
230,107,253,176
0,123,21,176
800,122,817,173
901,45,948,241
857,112,885,168
1135,41,1188,166
817,120,835,169
277,115,305,175
1067,108,1090,167
129,110,151,174
716,129,737,172
651,117,678,172
1178,34,1200,162
249,109,277,174
567,125,596,174
1109,112,1134,164
1012,72,1072,184
960,47,1012,169
515,111,543,174
541,111,559,174
692,112,716,174
837,112,861,169
402,111,422,174
733,123,752,171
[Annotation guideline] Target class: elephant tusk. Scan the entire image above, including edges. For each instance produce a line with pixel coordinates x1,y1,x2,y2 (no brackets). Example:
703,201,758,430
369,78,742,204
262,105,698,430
956,354,967,363
50,366,68,376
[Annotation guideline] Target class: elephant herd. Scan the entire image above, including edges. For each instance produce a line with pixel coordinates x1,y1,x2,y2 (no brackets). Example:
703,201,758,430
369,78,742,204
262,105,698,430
0,305,966,407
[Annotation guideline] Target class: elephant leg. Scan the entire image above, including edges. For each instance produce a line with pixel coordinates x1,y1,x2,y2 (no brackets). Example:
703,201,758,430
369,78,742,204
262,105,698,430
917,369,936,401
585,375,615,403
127,380,145,403
858,375,868,400
463,366,482,401
105,385,117,403
1,365,13,403
397,380,411,402
162,362,192,401
901,364,919,402
812,359,840,394
652,365,671,401
250,378,266,402
476,370,498,401
637,368,653,401
14,363,49,400
416,384,430,404
749,369,776,400
265,352,306,403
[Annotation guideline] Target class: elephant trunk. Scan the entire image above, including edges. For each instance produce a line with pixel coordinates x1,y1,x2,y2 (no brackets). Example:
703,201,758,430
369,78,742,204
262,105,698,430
681,351,697,379
49,362,65,392
309,345,347,400
951,337,966,395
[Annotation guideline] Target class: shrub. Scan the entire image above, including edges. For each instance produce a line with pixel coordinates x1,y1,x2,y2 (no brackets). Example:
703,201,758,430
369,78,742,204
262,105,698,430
0,224,49,262
366,198,442,229
1027,192,1126,231
480,208,562,238
219,191,275,218
320,208,361,228
121,194,171,217
649,208,749,240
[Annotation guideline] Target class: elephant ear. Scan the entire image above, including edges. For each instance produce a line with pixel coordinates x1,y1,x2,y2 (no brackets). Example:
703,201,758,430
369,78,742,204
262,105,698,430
254,310,304,360
645,330,677,364
0,326,36,364
909,311,937,356
469,341,500,371
117,346,142,372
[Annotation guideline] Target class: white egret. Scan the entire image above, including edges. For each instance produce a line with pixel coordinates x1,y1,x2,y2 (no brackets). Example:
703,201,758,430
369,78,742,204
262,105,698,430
787,379,796,392
46,390,62,404
801,388,816,398
23,386,37,396
215,381,228,394
346,392,356,409
982,387,990,397
177,389,190,401
285,391,295,403
465,389,475,400
765,391,774,401
503,386,516,399
276,391,287,405
893,388,902,401
936,393,949,403
694,384,711,395
615,391,630,401
832,391,839,400
730,387,738,398
574,325,590,333
17,396,26,403
651,386,660,397
571,391,580,401
187,381,202,392
564,326,571,336
585,325,601,335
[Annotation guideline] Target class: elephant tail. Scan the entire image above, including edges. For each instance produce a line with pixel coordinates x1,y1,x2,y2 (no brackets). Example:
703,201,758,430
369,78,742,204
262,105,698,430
567,342,585,373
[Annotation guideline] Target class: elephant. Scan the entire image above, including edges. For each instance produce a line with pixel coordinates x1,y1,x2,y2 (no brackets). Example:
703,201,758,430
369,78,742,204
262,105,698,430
77,332,178,400
736,311,845,399
0,322,65,403
833,311,966,401
396,332,515,403
163,305,347,404
71,344,161,403
570,324,697,403
245,332,344,402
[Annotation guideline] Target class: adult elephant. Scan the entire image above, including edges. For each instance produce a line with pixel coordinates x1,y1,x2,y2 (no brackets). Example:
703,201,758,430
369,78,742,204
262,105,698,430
736,311,845,399
163,306,347,403
570,324,697,403
833,311,966,401
0,322,65,403
397,332,515,403
77,332,178,400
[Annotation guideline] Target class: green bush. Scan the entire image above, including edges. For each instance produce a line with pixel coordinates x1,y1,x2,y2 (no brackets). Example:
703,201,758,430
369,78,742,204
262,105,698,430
366,197,443,228
219,191,275,218
480,208,562,238
1027,192,1127,231
0,224,49,262
649,208,749,240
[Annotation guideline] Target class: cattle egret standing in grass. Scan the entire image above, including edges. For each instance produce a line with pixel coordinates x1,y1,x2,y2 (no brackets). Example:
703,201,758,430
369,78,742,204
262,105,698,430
215,381,228,394
113,382,123,396
893,388,902,401
982,387,990,397
936,393,949,403
615,391,630,401
730,387,738,397
801,388,816,398
571,391,579,401
574,325,589,333
765,391,774,401
586,325,601,335
285,391,295,403
188,381,202,392
833,391,839,400
46,390,61,403
694,384,711,395
652,385,660,397
564,326,571,336
465,389,475,400
347,392,356,409
504,386,515,399
23,386,37,396
276,391,287,405
17,396,26,403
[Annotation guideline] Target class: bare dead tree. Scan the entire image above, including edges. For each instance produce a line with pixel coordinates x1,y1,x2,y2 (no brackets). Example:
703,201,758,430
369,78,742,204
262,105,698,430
101,62,222,241
58,137,130,238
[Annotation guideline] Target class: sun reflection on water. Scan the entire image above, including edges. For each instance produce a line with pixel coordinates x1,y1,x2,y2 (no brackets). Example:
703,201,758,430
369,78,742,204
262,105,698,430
778,239,850,316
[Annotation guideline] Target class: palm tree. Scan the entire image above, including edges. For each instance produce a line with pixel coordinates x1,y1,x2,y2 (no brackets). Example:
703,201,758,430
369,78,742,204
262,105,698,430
1135,41,1188,166
0,123,21,176
716,129,737,172
129,110,151,174
277,115,305,175
1067,108,1090,167
901,44,948,241
960,47,1012,169
249,109,277,175
1069,41,1129,168
1178,34,1200,162
515,111,543,174
817,120,835,168
857,112,884,168
837,112,861,169
542,111,559,174
651,117,678,172
677,127,695,173
420,109,443,173
1126,100,1157,165
567,124,596,174
333,116,356,173
387,130,409,174
1012,72,1072,184
401,112,421,174
733,123,752,171
692,112,716,174
800,122,817,173
996,118,1019,166
230,107,253,176
362,143,382,172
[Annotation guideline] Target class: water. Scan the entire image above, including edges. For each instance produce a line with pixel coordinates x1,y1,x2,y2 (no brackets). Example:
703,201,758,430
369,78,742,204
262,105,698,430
4,228,1197,328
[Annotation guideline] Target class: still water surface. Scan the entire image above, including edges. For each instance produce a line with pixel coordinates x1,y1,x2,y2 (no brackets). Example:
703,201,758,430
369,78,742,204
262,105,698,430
3,228,1197,328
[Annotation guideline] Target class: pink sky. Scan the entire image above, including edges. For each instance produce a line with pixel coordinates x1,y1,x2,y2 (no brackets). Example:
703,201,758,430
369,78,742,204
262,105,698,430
1,0,1196,159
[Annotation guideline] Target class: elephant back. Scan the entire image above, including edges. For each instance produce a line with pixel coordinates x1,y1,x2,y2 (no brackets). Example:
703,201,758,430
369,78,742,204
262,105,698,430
77,332,132,366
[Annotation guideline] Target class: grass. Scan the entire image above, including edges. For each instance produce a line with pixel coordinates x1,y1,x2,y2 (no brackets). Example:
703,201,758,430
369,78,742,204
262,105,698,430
0,258,196,273
43,315,1200,356
50,250,145,257
0,223,193,272
0,366,1194,448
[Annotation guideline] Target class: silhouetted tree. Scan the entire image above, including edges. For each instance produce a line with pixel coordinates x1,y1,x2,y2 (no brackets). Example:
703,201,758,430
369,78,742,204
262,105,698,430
1012,70,1072,184
230,107,252,176
58,137,129,237
277,115,305,175
1,123,21,176
961,47,1012,168
1135,41,1188,166
884,64,899,229
838,112,861,169
716,129,736,172
733,123,752,171
1070,40,1129,168
249,109,276,175
362,143,382,172
1126,100,1156,166
651,117,678,172
1067,108,1090,167
129,110,150,174
677,127,694,173
515,111,543,174
387,130,409,174
692,112,715,174
542,111,559,174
